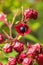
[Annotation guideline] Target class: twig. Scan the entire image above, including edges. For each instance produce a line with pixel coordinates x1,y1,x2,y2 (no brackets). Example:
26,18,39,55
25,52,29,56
9,10,18,38
21,6,24,22
9,24,12,38
2,30,10,39
2,10,19,41
11,10,18,26
4,19,10,28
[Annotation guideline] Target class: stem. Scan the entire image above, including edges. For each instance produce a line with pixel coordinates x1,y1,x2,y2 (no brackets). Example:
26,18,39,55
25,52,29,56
2,30,10,39
9,24,12,38
9,10,18,38
2,10,19,40
17,35,22,40
21,6,24,21
11,10,18,26
4,20,10,28
10,27,12,38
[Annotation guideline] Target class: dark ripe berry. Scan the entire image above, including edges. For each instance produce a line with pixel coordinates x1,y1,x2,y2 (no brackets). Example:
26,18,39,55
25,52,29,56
20,26,25,33
14,23,30,36
3,43,12,53
0,34,3,43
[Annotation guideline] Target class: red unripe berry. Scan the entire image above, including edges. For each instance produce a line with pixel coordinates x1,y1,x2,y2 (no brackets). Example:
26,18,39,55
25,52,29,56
23,8,38,20
3,43,12,53
0,13,7,22
16,53,26,64
0,34,3,43
12,41,24,53
32,43,42,52
36,54,43,65
32,10,38,20
27,43,42,58
22,58,32,65
23,9,33,20
8,57,16,65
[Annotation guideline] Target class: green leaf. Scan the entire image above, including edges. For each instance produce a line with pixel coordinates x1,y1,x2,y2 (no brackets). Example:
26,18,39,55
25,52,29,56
24,34,39,43
3,51,18,58
0,22,4,28
0,58,8,65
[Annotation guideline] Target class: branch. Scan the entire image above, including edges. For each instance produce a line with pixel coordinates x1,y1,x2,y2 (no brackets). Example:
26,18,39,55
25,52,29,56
9,24,12,38
2,30,10,39
0,12,10,28
9,10,18,38
11,10,19,26
21,6,24,21
4,19,10,28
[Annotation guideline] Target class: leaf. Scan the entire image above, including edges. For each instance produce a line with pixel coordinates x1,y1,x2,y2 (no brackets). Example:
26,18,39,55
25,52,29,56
24,34,39,43
0,51,5,60
0,22,4,28
3,51,18,58
0,58,8,65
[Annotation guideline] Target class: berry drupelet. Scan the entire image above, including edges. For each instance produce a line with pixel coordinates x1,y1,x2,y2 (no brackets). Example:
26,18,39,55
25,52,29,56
23,8,38,20
26,43,42,58
16,53,26,64
36,54,43,65
12,40,24,53
22,58,32,65
7,57,16,65
3,43,12,53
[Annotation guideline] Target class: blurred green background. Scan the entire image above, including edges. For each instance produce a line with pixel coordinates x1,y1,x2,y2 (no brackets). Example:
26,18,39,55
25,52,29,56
0,0,43,65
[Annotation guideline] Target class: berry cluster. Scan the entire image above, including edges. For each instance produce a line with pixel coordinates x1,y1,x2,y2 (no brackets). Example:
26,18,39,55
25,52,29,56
1,42,43,65
0,8,43,65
